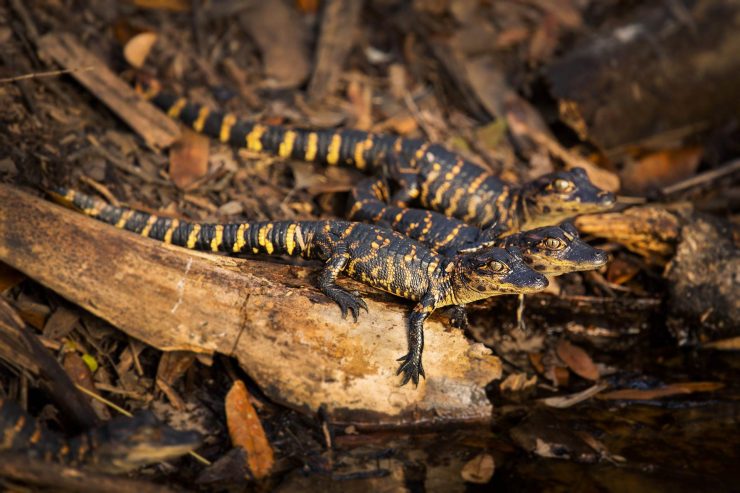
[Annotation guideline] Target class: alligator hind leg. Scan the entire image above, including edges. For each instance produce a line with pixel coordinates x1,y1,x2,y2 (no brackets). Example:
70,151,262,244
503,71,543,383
317,249,368,321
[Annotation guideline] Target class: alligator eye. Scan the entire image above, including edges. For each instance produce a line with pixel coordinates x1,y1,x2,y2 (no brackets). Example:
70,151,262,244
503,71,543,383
553,178,573,193
489,260,506,273
544,238,564,250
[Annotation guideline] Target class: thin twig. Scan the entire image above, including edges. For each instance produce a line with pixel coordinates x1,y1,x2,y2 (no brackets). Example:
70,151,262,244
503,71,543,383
662,158,740,195
0,66,94,83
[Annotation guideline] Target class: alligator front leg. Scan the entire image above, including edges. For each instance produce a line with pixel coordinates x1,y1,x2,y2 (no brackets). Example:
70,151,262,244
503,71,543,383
397,294,436,386
317,247,368,321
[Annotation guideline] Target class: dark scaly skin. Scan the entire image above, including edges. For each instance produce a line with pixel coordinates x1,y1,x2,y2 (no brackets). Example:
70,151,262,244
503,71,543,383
138,81,616,233
349,177,609,274
49,187,548,385
0,398,199,473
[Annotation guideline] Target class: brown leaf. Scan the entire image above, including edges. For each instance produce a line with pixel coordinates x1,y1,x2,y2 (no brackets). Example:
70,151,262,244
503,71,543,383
123,32,158,69
347,78,373,131
703,336,740,350
621,146,703,195
225,380,274,479
0,262,25,293
606,257,641,285
461,453,495,484
598,382,724,401
132,0,189,11
42,306,79,340
500,372,537,392
169,129,210,190
63,350,111,420
556,340,599,381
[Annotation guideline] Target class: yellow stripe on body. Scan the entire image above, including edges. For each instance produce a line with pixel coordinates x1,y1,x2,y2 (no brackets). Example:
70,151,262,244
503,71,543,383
115,210,134,229
220,114,237,142
285,223,297,255
186,224,201,249
258,223,275,254
163,219,179,244
246,125,267,152
233,223,247,252
210,224,224,252
305,132,319,161
139,214,158,237
440,224,463,249
278,131,297,158
192,106,210,132
326,134,342,165
167,98,187,118
353,136,373,170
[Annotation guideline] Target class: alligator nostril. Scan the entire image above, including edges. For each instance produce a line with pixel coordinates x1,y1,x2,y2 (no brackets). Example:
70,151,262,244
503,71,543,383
594,251,609,265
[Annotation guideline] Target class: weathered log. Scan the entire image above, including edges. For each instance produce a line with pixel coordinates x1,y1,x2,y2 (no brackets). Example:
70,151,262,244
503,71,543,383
547,0,740,152
0,185,501,426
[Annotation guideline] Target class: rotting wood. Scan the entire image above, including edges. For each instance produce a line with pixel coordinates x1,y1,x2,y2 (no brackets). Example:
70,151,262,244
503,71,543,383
0,185,502,426
37,32,180,149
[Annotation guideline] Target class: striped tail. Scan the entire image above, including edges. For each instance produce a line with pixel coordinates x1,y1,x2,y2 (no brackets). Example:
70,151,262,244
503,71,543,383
137,80,426,174
49,187,314,258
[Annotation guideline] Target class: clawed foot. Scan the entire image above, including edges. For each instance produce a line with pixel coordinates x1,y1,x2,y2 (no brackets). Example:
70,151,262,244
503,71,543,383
396,352,425,386
331,290,368,321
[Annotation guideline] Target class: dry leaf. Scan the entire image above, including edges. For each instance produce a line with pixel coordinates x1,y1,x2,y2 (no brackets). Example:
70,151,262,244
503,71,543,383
540,382,609,408
500,372,538,392
0,262,25,293
606,257,641,285
621,146,703,195
123,32,158,69
347,78,372,131
461,453,495,483
63,350,111,420
225,380,274,479
703,336,740,350
597,382,724,401
169,129,210,190
556,340,599,381
133,0,190,11
42,306,79,340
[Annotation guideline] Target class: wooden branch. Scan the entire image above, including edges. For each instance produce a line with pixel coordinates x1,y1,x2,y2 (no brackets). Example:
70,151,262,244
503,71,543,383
37,32,180,149
0,185,501,426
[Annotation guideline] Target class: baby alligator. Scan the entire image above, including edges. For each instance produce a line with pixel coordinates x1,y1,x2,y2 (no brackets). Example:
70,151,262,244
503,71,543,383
50,187,548,385
0,398,199,473
138,81,616,233
349,177,609,273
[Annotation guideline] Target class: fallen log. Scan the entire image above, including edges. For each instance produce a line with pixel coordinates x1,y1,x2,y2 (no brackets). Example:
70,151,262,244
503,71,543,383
0,185,501,427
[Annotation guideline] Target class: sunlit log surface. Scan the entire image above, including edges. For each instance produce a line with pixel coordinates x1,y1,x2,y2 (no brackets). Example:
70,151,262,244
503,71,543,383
0,185,502,426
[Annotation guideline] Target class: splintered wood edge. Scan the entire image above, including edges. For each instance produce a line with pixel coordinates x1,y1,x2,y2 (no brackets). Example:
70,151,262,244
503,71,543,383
37,32,180,149
0,185,501,426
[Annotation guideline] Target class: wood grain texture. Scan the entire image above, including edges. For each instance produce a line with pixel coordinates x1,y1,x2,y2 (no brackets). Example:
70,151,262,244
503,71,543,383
0,185,501,426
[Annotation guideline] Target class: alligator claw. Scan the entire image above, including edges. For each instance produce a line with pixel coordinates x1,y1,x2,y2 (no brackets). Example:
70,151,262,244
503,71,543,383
396,352,425,386
332,291,368,322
